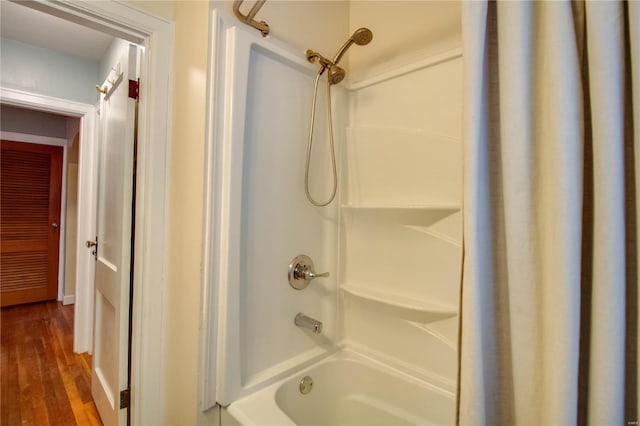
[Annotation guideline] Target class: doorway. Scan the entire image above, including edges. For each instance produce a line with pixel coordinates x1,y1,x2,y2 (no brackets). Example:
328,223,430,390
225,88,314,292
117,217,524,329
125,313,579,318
0,1,172,424
0,104,81,309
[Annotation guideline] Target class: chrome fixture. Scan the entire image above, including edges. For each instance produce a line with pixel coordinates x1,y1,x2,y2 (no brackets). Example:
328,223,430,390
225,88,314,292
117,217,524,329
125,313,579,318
288,254,329,290
295,313,323,334
233,0,270,36
304,28,373,207
299,376,314,394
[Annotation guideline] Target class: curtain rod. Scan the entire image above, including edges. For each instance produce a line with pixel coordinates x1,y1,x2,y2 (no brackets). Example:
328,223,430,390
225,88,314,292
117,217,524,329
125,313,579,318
232,0,270,37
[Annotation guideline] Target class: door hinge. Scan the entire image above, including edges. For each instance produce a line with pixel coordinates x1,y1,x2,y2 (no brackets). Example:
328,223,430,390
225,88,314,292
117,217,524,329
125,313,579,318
128,79,139,100
120,388,130,409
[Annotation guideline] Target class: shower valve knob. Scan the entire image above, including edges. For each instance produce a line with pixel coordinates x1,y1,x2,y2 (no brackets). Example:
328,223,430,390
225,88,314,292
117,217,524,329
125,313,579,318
304,270,330,280
288,255,329,290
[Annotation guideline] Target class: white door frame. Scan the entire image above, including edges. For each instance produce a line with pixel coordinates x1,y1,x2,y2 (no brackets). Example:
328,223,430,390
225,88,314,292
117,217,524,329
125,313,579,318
1,2,173,425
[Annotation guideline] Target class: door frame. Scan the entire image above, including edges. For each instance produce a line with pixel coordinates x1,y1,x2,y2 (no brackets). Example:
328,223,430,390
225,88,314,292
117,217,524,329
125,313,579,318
0,2,173,424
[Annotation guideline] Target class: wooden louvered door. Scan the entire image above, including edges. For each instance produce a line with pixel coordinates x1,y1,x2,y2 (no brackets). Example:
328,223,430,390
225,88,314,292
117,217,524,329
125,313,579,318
1,140,63,307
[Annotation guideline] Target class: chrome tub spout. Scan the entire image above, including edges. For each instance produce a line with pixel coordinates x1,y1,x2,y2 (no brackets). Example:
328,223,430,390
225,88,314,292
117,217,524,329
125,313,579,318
295,313,323,334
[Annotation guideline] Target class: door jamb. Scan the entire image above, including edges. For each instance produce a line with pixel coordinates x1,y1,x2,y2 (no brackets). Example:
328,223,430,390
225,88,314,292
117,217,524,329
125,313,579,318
0,2,173,424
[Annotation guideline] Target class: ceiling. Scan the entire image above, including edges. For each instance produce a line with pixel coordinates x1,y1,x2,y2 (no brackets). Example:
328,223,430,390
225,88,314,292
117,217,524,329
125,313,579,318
0,0,114,63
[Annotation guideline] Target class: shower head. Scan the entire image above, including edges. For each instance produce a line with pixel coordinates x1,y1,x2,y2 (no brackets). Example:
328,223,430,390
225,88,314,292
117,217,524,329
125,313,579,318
328,65,346,85
306,27,373,86
306,50,346,85
352,28,373,46
332,27,374,65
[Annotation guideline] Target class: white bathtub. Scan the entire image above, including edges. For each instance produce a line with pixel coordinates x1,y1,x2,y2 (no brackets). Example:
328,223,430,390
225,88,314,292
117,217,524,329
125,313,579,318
225,350,455,425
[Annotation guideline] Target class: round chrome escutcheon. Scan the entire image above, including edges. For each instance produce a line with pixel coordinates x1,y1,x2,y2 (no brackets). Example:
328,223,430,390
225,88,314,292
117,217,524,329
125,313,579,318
288,255,314,290
299,376,313,394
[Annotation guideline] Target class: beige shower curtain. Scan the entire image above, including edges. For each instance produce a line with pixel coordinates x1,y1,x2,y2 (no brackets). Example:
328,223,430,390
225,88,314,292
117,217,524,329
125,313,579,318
459,1,639,424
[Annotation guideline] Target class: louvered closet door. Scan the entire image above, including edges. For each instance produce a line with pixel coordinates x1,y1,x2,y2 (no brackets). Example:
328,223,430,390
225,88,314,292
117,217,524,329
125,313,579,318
1,140,63,307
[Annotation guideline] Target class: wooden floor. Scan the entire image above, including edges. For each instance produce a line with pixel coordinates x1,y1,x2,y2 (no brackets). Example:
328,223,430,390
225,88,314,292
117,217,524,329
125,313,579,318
1,301,102,426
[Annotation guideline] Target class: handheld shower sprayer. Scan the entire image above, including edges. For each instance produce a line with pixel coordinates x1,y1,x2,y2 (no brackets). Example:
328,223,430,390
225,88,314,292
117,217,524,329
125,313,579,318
305,28,373,86
333,27,374,64
304,28,373,207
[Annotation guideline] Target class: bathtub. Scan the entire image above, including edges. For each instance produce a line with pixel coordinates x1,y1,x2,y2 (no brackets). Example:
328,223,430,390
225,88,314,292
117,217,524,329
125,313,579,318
225,349,455,425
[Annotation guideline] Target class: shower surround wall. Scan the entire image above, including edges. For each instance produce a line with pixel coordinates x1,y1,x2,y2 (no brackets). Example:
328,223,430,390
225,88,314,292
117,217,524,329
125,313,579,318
206,6,463,424
340,50,463,392
206,16,343,407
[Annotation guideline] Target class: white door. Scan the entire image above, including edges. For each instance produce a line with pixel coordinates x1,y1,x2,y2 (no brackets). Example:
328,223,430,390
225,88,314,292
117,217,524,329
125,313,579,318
92,43,139,426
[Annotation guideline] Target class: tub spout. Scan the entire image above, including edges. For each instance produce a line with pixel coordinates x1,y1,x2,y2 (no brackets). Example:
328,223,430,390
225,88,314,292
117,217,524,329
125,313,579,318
295,313,323,334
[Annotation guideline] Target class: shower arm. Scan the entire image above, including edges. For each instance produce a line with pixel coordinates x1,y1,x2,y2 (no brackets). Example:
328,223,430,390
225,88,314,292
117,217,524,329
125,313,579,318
233,0,270,37
306,50,333,76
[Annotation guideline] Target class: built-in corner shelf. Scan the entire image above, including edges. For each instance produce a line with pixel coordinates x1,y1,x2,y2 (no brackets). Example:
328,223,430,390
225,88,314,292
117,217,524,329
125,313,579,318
341,204,460,227
341,283,458,324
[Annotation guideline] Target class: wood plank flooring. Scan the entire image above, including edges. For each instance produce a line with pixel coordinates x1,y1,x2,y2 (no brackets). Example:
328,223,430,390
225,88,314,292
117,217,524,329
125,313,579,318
1,301,102,426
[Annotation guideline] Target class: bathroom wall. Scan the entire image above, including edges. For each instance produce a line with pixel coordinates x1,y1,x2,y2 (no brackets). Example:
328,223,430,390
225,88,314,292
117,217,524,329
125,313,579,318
211,0,349,58
0,104,68,137
119,2,210,423
348,1,461,76
0,38,99,104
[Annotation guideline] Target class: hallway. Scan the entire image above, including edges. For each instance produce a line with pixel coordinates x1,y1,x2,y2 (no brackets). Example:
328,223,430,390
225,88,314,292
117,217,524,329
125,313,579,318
1,301,102,426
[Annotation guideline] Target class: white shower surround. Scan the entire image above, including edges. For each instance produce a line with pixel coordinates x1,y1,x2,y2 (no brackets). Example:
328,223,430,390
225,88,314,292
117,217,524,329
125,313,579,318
203,9,463,424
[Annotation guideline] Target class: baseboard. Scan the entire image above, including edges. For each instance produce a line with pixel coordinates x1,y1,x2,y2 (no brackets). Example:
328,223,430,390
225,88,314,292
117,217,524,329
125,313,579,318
62,295,75,305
